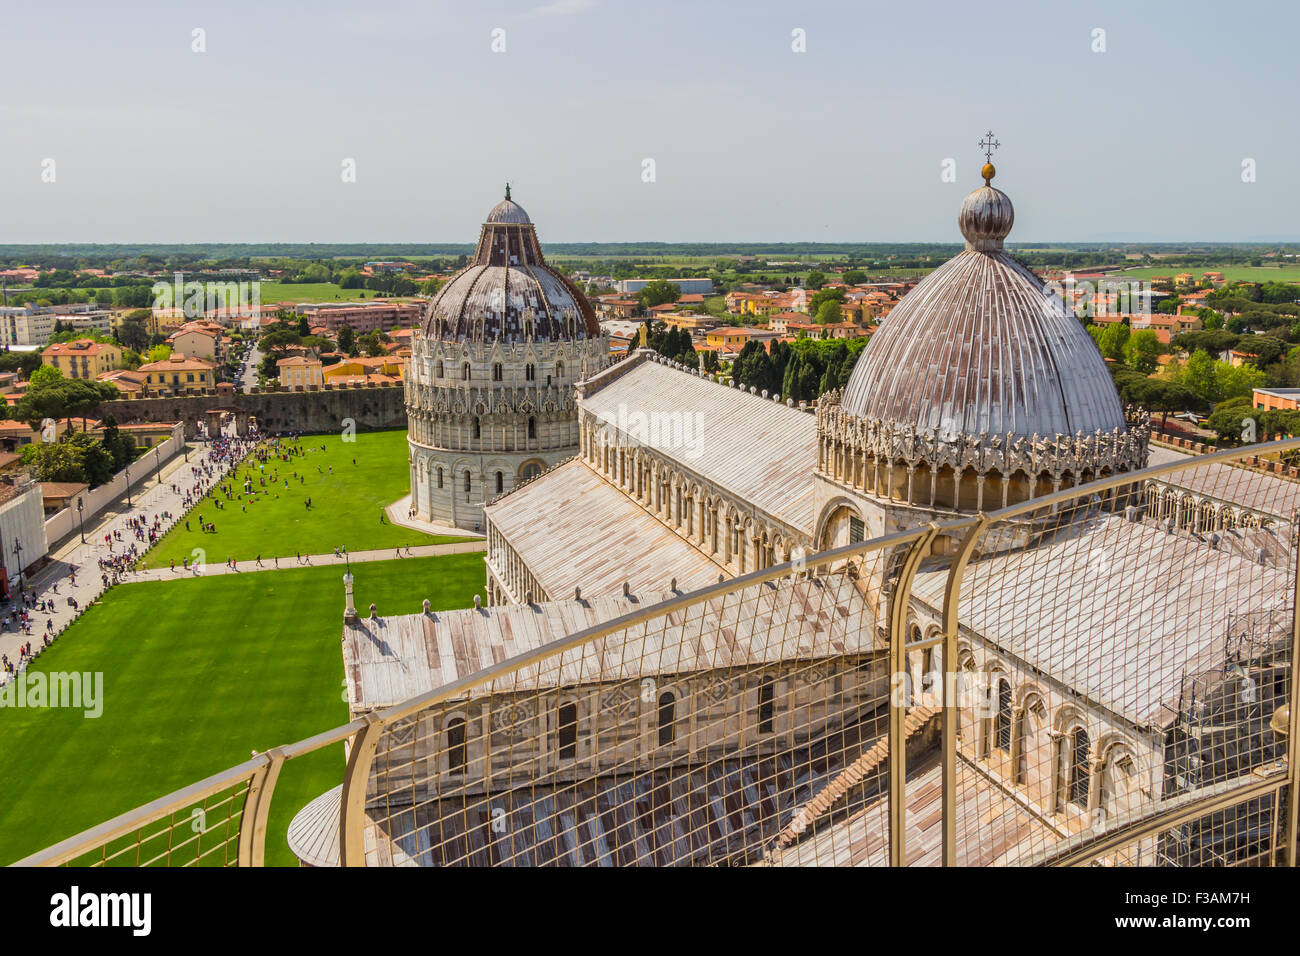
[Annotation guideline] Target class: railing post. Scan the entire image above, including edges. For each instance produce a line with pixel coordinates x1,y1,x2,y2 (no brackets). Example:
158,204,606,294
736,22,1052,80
888,525,937,867
940,515,987,867
339,714,387,867
237,747,285,867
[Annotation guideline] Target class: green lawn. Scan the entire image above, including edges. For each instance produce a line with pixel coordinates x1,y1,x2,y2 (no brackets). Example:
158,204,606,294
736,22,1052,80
146,429,475,565
257,281,421,305
0,553,487,866
1112,264,1300,283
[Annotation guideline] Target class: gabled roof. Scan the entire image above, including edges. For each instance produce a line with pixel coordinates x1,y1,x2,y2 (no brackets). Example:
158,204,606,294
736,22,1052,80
579,356,819,534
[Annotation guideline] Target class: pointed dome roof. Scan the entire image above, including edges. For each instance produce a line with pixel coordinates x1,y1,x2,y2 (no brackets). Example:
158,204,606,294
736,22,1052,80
420,187,599,343
484,185,531,224
840,165,1126,442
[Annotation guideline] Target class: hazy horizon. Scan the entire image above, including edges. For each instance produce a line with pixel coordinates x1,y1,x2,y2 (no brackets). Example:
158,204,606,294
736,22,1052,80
2,0,1296,245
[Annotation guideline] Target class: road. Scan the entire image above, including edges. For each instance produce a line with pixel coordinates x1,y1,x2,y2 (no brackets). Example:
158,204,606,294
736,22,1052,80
240,343,262,392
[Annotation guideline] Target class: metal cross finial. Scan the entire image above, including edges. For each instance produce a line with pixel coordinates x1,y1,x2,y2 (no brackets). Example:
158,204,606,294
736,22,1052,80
505,182,511,201
978,130,1000,163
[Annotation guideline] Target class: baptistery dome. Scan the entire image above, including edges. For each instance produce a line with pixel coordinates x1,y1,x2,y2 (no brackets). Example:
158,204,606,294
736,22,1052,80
421,186,599,343
406,187,611,533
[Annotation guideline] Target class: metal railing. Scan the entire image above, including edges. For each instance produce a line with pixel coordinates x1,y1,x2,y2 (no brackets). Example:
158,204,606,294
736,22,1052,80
14,438,1300,867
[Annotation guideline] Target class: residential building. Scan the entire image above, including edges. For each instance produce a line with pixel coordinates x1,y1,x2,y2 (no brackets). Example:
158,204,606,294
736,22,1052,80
0,309,55,347
278,355,325,388
41,339,124,379
166,320,225,362
137,353,217,395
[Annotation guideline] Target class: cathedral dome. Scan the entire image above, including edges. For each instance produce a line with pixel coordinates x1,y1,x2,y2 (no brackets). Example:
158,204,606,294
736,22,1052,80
485,197,531,224
421,187,599,343
840,168,1125,443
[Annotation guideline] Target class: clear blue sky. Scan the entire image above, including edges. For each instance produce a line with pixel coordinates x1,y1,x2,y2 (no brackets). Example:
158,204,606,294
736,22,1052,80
1,0,1295,243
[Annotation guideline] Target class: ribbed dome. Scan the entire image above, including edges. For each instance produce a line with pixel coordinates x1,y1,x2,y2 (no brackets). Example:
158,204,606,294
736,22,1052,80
421,189,598,343
840,175,1125,443
958,184,1014,252
485,198,531,224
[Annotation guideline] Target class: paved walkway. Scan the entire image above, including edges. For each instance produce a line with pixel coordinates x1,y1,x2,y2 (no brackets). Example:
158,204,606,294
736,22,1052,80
0,432,256,682
126,540,485,581
385,495,483,538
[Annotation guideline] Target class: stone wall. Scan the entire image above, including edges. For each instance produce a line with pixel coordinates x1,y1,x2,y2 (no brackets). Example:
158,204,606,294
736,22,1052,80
96,383,407,438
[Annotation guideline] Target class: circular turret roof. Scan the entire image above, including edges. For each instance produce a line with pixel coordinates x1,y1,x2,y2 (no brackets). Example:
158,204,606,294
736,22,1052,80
840,167,1125,442
420,188,598,343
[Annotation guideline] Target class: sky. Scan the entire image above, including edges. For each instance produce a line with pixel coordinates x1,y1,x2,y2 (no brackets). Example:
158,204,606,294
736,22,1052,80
0,0,1296,244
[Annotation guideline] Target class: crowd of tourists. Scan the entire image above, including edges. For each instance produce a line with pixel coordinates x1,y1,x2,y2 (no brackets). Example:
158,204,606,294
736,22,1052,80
0,428,258,684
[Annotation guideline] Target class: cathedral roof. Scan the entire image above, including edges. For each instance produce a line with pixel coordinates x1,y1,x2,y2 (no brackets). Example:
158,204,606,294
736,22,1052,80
579,354,819,534
420,187,599,343
840,163,1126,443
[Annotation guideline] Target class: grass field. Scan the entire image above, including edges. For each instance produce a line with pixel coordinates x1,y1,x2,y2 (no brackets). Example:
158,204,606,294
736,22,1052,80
1112,264,1300,283
256,281,422,304
146,430,475,565
0,552,487,866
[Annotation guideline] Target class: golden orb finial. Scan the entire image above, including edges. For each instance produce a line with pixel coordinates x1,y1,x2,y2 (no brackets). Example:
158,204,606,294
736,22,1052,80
981,162,996,185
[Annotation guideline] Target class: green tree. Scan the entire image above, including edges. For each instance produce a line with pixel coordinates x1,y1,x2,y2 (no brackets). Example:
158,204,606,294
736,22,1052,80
30,364,63,388
1214,361,1265,402
1097,322,1130,361
337,323,356,356
1124,329,1161,373
636,280,682,309
804,271,827,290
100,415,135,472
147,344,172,363
65,431,115,486
808,285,845,317
20,441,87,484
1177,350,1219,404
815,300,842,325
116,317,151,353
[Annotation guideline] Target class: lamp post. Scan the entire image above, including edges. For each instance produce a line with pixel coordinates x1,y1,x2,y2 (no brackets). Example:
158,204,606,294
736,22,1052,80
77,497,85,544
12,538,23,596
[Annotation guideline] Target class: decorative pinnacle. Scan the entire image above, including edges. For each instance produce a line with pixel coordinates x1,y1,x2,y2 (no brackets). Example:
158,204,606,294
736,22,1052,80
978,130,1000,164
505,182,511,201
978,130,1000,185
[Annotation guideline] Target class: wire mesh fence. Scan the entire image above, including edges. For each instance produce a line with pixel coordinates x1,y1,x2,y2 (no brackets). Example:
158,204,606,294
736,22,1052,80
14,440,1300,867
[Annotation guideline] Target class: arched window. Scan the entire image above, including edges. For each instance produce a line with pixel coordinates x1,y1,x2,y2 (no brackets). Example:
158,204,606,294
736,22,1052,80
472,418,481,440
462,362,471,381
657,692,676,746
758,678,775,734
520,462,542,481
994,678,1012,752
557,702,578,761
464,471,472,499
1068,725,1090,809
445,717,467,773
492,362,502,382
436,466,444,489
525,363,535,382
495,472,503,494
555,360,565,378
435,361,444,377
527,416,536,439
